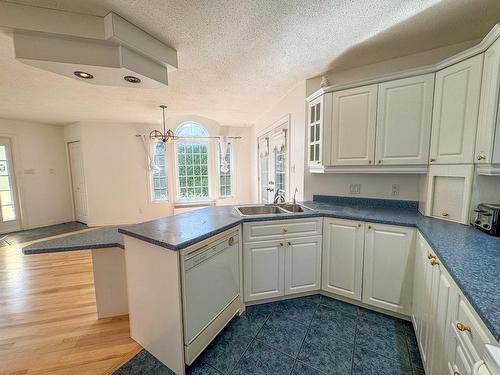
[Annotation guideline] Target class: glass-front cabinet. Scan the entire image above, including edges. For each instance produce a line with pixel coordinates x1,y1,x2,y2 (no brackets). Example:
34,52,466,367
307,92,332,169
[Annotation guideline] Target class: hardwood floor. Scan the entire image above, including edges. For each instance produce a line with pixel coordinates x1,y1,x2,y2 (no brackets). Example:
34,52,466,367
0,243,141,375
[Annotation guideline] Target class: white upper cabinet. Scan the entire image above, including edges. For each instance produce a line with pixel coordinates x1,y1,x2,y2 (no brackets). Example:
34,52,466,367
307,93,333,168
322,218,364,301
476,36,500,165
375,74,434,165
331,85,378,166
430,54,483,164
362,223,415,315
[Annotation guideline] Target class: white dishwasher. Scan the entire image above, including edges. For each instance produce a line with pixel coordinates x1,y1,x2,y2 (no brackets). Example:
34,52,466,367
181,230,242,364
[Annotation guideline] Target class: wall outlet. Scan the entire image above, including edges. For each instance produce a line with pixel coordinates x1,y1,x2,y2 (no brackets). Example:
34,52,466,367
391,184,400,196
349,184,361,194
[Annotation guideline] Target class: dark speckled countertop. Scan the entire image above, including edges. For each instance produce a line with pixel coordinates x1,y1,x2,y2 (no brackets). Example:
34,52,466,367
23,196,500,341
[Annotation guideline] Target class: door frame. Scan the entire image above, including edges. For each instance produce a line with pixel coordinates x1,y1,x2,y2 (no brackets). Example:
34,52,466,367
67,140,88,224
256,114,291,203
0,135,23,233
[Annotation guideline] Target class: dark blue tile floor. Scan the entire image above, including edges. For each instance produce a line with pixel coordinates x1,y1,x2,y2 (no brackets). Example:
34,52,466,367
115,294,423,375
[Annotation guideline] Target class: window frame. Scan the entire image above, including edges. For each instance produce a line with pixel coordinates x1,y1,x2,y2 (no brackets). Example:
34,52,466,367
150,141,169,203
217,142,234,199
174,122,213,204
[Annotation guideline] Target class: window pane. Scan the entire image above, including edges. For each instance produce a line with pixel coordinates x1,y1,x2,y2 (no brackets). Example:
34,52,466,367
0,191,12,205
2,205,15,221
310,106,315,124
151,142,168,202
218,144,232,198
0,176,11,190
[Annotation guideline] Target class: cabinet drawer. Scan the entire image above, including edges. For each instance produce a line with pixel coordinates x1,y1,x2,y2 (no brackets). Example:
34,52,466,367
454,299,491,362
448,332,474,375
243,218,322,242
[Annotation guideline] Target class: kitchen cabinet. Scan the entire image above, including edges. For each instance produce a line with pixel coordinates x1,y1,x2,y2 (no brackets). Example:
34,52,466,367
430,54,483,164
476,36,500,167
284,236,322,295
243,218,322,302
412,233,495,375
362,223,415,315
331,84,378,166
243,239,284,302
307,93,333,168
424,164,474,224
375,74,434,165
322,218,364,300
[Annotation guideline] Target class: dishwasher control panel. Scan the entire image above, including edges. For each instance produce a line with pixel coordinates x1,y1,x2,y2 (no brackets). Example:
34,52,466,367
184,235,239,271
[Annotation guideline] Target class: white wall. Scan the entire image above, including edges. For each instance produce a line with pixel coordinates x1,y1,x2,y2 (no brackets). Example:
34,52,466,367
0,118,73,229
65,117,252,226
252,81,307,203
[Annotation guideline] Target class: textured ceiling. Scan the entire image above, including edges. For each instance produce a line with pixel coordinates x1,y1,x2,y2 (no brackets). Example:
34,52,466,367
0,0,499,126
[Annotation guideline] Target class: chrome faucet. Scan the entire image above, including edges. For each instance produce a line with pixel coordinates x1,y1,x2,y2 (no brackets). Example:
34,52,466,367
293,188,298,205
273,189,285,204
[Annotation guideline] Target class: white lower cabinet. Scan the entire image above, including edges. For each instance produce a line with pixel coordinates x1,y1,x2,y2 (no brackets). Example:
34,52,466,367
243,219,322,302
243,239,284,301
412,232,495,375
322,218,364,300
284,236,322,295
362,223,415,315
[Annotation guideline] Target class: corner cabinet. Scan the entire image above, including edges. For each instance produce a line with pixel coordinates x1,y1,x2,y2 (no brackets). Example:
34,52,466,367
307,93,333,169
331,85,378,166
362,223,415,315
430,54,483,164
322,218,364,300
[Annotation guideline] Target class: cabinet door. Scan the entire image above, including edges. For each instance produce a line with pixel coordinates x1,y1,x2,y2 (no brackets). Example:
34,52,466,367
243,240,284,302
284,236,322,295
476,37,500,164
362,223,415,315
331,85,377,166
429,267,453,375
425,164,474,224
430,54,483,164
307,93,333,167
412,233,428,340
376,74,434,165
322,218,364,300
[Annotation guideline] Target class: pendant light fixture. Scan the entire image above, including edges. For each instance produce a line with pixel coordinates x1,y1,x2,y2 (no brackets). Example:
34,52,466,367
149,105,178,143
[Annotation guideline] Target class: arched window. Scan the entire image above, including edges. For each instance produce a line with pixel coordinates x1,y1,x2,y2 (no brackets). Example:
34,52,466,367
175,123,210,201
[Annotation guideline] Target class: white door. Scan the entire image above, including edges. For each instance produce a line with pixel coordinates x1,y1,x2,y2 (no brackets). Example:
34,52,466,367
258,122,289,203
322,218,364,300
430,54,483,164
376,74,434,165
68,141,88,224
0,138,21,234
284,236,322,295
362,223,415,315
331,84,377,166
243,239,284,301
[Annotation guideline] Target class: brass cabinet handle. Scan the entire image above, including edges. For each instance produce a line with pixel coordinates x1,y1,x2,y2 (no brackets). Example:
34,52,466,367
430,158,436,162
368,225,372,230
454,372,461,375
427,253,436,260
283,228,288,233
279,242,283,247
378,160,382,164
456,322,472,333
287,242,291,246
442,212,449,217
477,152,486,161
358,223,361,228
430,259,440,266
228,237,235,246
368,160,372,164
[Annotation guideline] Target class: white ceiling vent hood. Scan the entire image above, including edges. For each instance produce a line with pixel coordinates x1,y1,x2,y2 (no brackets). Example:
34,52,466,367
1,3,177,89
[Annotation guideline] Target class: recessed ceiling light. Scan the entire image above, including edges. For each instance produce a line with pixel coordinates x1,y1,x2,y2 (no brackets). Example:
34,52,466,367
74,71,93,79
124,75,141,83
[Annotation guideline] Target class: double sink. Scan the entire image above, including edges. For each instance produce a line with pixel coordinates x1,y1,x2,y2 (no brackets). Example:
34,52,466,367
236,203,309,216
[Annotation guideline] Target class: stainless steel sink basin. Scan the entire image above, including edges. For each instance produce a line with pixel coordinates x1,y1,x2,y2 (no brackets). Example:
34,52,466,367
278,204,305,213
236,205,287,216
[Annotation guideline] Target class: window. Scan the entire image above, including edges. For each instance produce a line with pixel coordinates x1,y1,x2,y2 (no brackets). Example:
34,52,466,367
275,145,286,195
175,123,210,201
218,143,233,198
0,145,16,221
151,142,168,202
